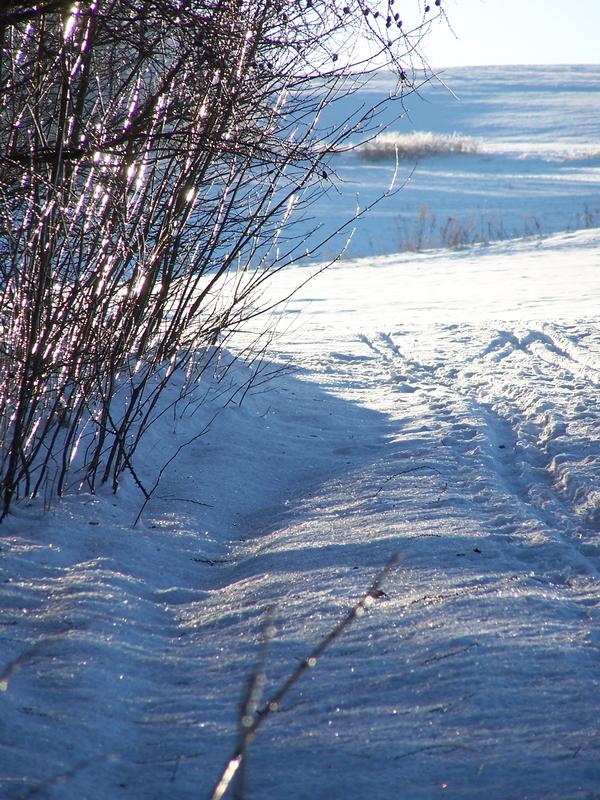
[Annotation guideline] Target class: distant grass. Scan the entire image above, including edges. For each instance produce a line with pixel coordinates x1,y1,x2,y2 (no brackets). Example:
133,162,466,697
356,134,600,164
357,131,481,162
396,203,600,252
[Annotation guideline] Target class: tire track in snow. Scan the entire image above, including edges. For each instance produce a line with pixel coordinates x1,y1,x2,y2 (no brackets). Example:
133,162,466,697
468,324,600,537
358,323,600,578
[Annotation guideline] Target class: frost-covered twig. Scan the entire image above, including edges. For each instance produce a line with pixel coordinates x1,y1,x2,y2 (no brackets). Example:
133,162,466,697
209,554,400,800
371,464,444,499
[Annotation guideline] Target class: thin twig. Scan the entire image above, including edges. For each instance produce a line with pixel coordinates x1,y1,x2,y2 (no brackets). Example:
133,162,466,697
17,754,113,799
372,465,444,499
209,554,400,800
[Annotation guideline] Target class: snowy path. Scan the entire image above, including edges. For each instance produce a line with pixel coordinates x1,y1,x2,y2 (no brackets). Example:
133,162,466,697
2,231,600,799
355,321,600,576
232,231,600,798
217,319,600,799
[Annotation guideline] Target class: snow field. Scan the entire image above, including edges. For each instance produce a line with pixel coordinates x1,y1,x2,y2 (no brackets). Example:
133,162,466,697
2,58,600,798
2,230,600,798
312,65,600,258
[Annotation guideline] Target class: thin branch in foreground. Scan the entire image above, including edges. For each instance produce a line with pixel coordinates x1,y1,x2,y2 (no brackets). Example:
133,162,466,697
371,464,444,500
0,627,75,692
233,604,276,800
209,553,400,800
132,412,219,527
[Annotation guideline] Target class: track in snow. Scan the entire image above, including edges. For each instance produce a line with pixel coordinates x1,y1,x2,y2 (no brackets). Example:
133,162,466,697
356,321,600,580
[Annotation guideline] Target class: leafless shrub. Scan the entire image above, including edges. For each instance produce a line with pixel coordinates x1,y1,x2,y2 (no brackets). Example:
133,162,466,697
0,0,444,518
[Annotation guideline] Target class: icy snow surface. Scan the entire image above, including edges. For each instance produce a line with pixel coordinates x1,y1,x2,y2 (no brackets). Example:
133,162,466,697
2,67,600,800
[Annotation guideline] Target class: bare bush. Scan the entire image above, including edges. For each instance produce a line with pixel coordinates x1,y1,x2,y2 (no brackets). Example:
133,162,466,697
0,0,443,519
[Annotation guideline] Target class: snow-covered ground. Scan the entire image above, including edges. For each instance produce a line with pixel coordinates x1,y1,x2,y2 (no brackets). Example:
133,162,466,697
2,67,600,799
312,64,600,258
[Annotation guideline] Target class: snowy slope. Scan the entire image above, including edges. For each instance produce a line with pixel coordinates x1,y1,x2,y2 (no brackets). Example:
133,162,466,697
2,228,600,799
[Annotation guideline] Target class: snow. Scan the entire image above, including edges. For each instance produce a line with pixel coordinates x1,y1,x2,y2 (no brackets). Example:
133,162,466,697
311,64,600,259
2,67,600,799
